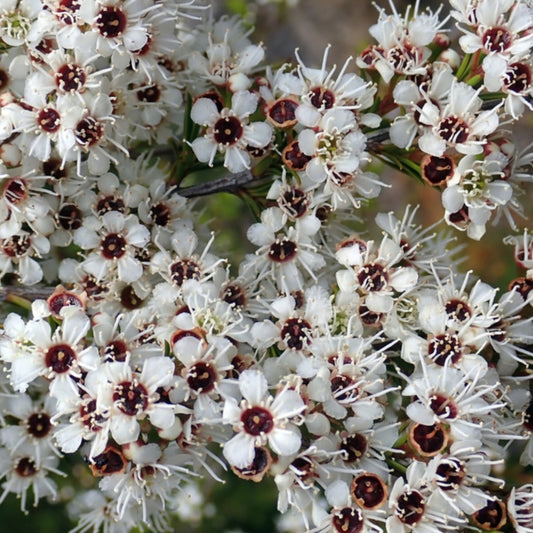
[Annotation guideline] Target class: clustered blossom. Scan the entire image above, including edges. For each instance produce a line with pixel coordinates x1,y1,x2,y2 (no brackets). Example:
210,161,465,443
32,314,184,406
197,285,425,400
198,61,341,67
0,1,531,533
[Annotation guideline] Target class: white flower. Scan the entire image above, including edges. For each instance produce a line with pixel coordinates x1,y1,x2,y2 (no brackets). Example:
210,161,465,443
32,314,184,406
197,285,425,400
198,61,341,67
402,363,504,442
245,206,325,294
0,443,62,512
418,81,501,157
190,90,272,173
8,307,98,405
222,369,305,468
97,356,176,446
75,211,150,283
299,108,366,185
336,236,418,314
295,45,376,128
387,461,461,533
442,154,512,239
424,440,501,515
188,16,265,88
390,61,455,149
508,484,533,533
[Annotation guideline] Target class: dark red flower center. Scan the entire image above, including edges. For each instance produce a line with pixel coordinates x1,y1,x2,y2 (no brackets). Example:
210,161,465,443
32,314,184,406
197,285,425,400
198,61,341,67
16,457,37,478
435,458,465,491
96,6,127,38
309,87,335,110
278,187,309,218
281,317,312,350
357,263,389,292
291,456,316,483
331,374,358,402
27,412,52,438
57,204,83,230
101,233,127,259
48,291,84,316
331,171,353,187
473,499,506,530
267,98,299,127
438,115,470,144
80,399,108,431
75,116,103,148
429,393,458,419
56,63,86,92
170,259,201,286
150,202,171,226
97,195,126,215
213,116,243,145
42,158,68,180
421,155,454,186
332,507,364,533
395,490,426,525
137,84,161,103
4,178,27,205
113,380,149,416
56,0,81,25
38,107,61,133
89,446,127,476
410,422,447,456
45,343,76,373
428,333,463,366
445,299,471,323
351,473,388,509
341,433,368,462
282,140,311,171
268,237,298,263
2,235,31,257
222,283,247,308
187,361,218,393
103,340,129,362
504,62,532,93
388,44,418,71
482,27,513,53
241,406,274,436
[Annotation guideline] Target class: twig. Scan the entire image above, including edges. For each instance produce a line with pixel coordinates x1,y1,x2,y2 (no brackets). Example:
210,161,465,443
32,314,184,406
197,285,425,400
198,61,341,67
174,169,256,198
0,285,52,303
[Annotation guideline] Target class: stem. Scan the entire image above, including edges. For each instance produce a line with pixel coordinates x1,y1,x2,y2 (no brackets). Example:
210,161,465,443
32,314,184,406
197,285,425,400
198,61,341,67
386,457,407,475
174,169,256,198
173,129,391,198
456,53,472,81
0,285,54,301
366,128,391,150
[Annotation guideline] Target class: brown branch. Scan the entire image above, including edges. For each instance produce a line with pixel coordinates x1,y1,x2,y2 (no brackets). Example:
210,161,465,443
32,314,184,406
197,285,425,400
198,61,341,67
174,169,256,198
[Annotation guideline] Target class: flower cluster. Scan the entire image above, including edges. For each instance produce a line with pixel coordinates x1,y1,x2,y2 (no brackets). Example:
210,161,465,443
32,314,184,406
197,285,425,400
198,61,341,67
0,1,531,532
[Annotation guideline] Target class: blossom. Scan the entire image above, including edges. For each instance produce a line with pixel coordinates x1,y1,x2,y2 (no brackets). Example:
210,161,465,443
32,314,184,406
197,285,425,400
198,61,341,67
441,153,513,239
95,355,176,446
190,90,272,172
0,443,62,512
222,369,306,468
508,484,533,533
299,108,367,185
387,461,461,533
245,206,325,294
6,308,99,405
75,211,150,284
418,81,500,157
336,236,418,314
